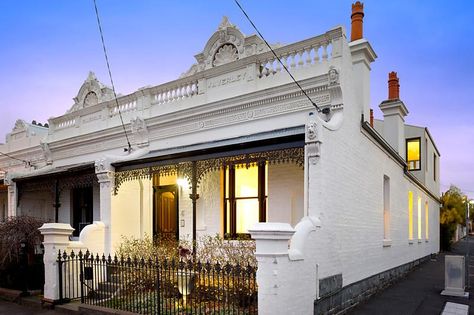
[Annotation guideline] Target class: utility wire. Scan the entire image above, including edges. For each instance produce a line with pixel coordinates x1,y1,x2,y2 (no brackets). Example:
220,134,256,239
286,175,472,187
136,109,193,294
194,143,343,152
0,151,30,166
93,0,132,152
233,0,324,113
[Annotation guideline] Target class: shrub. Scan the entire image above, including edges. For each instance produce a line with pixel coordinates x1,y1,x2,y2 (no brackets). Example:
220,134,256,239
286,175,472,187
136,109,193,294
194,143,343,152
109,234,257,312
0,215,45,268
0,215,46,290
115,234,256,267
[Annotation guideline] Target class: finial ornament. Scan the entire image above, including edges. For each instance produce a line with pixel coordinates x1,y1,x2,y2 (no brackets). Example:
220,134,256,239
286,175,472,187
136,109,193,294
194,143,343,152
218,16,233,30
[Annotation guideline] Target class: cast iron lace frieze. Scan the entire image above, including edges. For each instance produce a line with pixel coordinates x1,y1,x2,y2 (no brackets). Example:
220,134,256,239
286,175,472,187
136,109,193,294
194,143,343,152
114,147,303,194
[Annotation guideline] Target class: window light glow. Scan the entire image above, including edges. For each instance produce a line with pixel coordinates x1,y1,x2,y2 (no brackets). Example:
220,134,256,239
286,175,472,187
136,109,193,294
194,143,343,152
408,191,413,240
177,178,188,187
224,163,267,237
425,201,429,239
417,197,422,240
383,175,390,240
407,138,421,170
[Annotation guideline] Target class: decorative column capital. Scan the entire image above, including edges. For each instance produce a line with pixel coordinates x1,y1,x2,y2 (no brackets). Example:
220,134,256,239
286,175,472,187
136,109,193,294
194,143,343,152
95,158,115,188
305,112,322,165
4,173,13,186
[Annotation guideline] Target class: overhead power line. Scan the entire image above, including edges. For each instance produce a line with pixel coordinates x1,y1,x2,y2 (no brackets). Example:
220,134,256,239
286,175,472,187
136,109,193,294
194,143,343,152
93,0,132,152
0,151,30,166
233,0,326,114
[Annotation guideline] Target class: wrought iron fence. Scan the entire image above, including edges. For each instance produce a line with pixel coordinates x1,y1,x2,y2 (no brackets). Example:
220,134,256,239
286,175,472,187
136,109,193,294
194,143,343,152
57,250,257,314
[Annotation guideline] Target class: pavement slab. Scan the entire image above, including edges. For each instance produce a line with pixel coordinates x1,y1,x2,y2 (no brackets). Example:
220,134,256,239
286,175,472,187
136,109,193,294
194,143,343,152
350,237,474,315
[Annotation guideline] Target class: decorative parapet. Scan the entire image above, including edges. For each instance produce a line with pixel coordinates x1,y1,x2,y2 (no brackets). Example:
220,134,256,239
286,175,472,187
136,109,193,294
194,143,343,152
47,25,345,138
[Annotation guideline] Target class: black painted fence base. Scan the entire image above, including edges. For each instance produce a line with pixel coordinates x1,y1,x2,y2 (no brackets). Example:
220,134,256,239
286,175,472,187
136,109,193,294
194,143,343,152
314,255,432,315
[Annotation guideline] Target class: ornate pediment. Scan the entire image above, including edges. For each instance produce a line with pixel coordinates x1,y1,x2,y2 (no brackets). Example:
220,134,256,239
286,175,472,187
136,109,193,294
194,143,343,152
68,72,114,113
180,16,269,78
12,119,27,132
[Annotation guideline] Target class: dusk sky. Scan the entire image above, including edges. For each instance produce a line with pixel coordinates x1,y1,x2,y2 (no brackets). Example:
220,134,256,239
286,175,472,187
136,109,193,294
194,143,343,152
1,1,473,198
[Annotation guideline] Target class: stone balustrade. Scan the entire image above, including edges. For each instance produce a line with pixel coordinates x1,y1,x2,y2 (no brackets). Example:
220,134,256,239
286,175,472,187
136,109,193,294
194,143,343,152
257,28,342,78
109,98,137,117
151,79,199,105
48,27,343,135
55,117,77,130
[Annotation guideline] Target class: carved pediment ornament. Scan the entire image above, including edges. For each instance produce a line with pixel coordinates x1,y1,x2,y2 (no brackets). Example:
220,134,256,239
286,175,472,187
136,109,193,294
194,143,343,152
218,16,233,30
68,72,114,113
13,119,27,132
328,66,339,86
213,44,239,67
131,117,149,148
84,91,99,107
40,141,53,165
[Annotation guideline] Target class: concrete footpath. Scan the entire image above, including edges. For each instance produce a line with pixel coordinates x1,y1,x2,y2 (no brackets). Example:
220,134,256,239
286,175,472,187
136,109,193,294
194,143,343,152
350,237,474,315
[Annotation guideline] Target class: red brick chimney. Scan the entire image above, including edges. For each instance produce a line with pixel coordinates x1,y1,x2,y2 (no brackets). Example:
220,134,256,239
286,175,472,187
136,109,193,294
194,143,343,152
351,2,364,41
388,71,400,100
370,109,374,127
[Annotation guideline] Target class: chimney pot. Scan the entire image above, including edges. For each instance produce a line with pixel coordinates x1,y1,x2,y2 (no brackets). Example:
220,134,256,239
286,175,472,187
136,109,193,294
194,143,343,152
370,109,374,127
351,1,364,41
388,71,400,100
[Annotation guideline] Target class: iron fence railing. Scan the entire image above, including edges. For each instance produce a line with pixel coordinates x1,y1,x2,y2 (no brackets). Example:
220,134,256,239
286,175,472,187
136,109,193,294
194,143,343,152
57,250,257,314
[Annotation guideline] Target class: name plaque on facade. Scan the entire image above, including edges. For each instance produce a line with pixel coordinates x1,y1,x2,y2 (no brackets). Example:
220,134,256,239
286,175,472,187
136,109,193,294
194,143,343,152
207,69,250,90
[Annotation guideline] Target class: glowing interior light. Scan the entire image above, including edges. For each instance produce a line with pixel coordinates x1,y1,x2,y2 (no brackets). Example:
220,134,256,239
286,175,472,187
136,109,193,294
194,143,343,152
177,178,187,187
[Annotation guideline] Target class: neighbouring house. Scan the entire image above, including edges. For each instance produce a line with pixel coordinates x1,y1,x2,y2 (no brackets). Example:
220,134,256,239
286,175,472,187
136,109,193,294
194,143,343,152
0,2,440,313
0,171,6,220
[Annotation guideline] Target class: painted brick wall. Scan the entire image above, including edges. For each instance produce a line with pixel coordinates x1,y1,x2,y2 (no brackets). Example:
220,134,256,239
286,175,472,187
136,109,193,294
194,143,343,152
268,163,304,226
197,170,221,237
306,68,440,287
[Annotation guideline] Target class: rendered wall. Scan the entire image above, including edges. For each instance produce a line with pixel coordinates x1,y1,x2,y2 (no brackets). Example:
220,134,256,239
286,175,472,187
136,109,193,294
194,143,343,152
111,179,153,251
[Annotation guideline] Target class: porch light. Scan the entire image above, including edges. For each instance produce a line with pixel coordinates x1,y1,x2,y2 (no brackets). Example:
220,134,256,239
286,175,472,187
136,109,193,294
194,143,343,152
177,178,187,187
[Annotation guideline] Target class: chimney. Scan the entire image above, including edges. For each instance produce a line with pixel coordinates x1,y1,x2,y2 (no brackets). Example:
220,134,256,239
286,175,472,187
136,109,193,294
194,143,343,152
370,109,374,127
349,1,376,123
379,71,409,157
388,71,400,100
351,1,364,41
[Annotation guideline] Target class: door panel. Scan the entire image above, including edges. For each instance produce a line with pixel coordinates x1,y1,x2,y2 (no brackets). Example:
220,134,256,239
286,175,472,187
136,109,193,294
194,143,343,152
72,187,93,237
153,185,178,240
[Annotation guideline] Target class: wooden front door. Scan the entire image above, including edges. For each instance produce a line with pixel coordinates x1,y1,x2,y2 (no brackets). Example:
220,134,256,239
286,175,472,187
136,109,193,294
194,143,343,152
153,185,178,240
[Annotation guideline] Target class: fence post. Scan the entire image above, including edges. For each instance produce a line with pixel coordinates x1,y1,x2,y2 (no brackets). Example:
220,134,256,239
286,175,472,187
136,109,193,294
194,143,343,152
250,220,319,315
39,223,74,305
249,223,295,315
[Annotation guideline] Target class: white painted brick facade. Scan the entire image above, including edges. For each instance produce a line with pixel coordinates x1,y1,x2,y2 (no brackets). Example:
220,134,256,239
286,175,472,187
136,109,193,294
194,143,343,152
1,18,441,313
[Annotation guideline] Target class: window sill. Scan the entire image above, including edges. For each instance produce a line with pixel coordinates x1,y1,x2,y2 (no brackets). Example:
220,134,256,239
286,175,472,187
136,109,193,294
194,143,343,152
383,239,392,247
418,239,422,244
408,239,414,245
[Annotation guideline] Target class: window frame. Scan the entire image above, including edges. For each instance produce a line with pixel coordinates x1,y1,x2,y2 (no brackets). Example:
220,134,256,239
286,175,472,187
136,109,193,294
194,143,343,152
223,162,267,239
406,137,422,171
